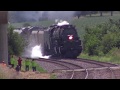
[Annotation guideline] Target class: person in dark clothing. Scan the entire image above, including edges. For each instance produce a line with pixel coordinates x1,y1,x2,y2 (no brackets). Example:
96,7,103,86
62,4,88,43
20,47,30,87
17,57,22,70
15,65,20,72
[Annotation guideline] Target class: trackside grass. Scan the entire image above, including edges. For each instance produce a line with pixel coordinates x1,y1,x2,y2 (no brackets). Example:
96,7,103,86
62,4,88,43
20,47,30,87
79,52,120,64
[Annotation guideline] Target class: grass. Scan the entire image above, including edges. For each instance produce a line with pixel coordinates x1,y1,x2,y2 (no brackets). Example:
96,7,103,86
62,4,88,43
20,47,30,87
36,63,47,73
50,74,57,79
79,52,120,64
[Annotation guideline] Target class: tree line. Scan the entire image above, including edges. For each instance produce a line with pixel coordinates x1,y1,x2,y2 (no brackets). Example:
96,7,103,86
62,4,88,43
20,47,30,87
9,11,115,23
74,11,114,18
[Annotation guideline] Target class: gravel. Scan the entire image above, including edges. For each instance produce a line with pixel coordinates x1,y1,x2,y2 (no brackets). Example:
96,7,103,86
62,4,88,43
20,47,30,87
36,58,120,79
60,59,104,68
36,61,69,73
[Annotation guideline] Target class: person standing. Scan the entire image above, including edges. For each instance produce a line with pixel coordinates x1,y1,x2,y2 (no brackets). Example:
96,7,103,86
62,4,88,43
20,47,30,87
31,59,37,72
10,55,16,68
17,57,22,70
25,58,30,71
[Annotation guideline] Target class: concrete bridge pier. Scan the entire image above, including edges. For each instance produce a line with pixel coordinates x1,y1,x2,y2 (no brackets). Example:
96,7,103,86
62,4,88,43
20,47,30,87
0,24,8,64
0,11,8,65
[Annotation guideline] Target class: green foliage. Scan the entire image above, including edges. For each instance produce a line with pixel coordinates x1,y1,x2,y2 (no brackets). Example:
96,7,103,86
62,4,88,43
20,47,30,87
84,34,100,55
23,22,31,27
108,48,120,56
8,25,26,56
83,19,120,56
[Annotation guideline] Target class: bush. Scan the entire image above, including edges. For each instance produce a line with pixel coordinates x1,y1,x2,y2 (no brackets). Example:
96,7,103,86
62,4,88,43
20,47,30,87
8,25,26,56
83,19,120,56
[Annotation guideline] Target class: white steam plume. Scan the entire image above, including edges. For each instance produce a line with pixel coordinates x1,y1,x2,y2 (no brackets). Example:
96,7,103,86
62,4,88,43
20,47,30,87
31,45,50,59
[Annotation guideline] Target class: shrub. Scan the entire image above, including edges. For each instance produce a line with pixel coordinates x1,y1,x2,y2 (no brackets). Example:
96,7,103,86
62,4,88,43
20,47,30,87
8,25,26,56
83,19,120,56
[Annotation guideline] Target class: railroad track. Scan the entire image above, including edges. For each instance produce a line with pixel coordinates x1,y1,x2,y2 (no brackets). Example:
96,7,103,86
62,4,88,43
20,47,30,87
35,58,118,79
50,58,118,68
56,67,119,79
35,57,118,71
37,59,83,69
36,59,83,71
23,57,119,79
55,58,118,79
69,68,89,79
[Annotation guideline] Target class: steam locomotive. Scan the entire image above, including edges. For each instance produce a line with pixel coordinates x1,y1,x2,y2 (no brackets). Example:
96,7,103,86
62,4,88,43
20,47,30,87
18,23,82,59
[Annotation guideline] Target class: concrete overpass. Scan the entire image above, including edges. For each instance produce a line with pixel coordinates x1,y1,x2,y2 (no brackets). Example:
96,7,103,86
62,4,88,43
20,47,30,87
0,11,8,65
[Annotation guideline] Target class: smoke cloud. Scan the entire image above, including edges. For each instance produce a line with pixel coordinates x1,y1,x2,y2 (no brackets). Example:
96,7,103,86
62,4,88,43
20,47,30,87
9,11,75,22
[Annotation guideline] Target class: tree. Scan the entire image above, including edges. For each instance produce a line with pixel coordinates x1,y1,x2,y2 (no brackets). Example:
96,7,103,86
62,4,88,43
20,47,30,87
99,11,103,16
74,11,81,19
83,19,120,56
8,25,26,56
89,11,92,17
89,11,98,17
111,11,113,16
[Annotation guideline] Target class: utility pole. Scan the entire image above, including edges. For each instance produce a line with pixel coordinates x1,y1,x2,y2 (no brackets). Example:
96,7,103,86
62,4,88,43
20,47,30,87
0,11,8,65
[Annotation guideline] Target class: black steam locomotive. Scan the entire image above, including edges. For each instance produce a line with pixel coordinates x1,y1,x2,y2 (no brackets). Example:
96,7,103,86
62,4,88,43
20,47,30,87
20,24,82,59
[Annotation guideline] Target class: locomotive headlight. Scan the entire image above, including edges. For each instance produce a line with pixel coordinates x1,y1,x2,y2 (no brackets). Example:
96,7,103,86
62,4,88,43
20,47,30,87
68,35,73,40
